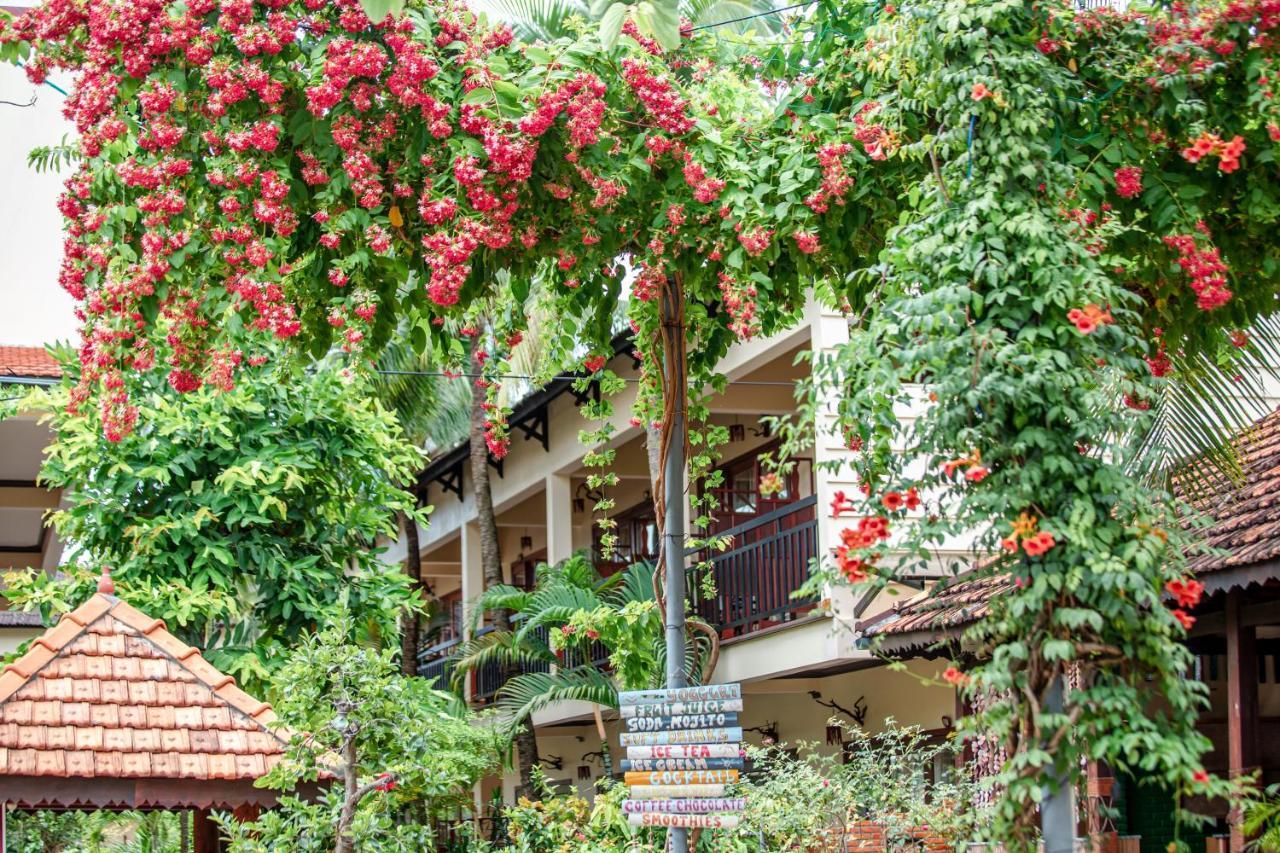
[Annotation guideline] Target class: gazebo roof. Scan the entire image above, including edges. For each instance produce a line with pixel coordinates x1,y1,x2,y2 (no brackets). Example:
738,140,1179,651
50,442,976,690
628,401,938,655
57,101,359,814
0,576,290,809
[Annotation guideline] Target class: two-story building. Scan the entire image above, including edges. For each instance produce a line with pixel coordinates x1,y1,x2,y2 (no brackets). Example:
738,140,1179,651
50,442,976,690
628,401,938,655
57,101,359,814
390,302,964,804
0,346,63,653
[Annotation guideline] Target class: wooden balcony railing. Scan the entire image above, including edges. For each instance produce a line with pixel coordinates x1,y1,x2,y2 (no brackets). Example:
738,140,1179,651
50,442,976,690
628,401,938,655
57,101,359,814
686,494,820,638
417,636,461,687
421,497,819,697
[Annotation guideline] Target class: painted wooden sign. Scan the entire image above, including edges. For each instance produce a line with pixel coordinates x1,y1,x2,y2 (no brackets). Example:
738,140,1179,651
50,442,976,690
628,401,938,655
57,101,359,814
627,813,741,829
619,726,743,746
627,783,727,799
625,743,740,760
623,769,740,786
620,699,744,718
618,683,745,835
618,683,741,705
619,757,743,772
621,797,745,814
624,712,739,732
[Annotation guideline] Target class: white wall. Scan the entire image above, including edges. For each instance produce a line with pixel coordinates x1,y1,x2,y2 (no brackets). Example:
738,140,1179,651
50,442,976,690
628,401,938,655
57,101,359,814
0,27,79,348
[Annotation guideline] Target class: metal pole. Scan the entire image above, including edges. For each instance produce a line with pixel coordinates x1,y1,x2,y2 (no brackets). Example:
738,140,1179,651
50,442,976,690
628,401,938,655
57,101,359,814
1041,676,1074,853
662,283,689,853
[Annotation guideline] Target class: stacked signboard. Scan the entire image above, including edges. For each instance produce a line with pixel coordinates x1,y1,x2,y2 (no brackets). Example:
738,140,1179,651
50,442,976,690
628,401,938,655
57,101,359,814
618,682,745,830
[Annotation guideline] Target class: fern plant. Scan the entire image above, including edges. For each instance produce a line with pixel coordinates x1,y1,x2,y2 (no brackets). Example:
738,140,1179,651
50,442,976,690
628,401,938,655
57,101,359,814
1245,784,1280,852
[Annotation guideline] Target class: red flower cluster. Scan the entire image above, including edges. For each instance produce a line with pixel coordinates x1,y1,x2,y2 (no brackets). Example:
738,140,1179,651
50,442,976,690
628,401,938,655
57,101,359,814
942,450,988,482
835,515,890,583
1000,512,1055,557
738,227,773,257
880,488,920,512
717,271,759,339
793,230,820,254
1163,229,1232,310
1066,303,1113,334
1113,166,1143,199
1146,344,1173,377
852,101,890,161
1165,575,1203,635
807,142,855,212
622,59,695,135
1181,132,1246,173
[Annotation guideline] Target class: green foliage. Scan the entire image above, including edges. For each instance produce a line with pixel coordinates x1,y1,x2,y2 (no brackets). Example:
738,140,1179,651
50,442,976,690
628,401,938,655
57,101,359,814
498,776,666,852
218,611,502,851
451,555,672,731
5,811,184,853
1244,784,1280,852
795,0,1274,843
737,722,985,848
3,363,427,691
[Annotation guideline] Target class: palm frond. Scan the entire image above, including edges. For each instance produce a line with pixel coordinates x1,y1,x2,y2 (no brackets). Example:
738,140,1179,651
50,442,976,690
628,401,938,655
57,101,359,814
467,583,534,633
369,334,473,449
494,667,620,730
1129,316,1280,491
472,0,587,41
512,583,603,640
450,630,556,691
683,0,785,33
606,560,657,607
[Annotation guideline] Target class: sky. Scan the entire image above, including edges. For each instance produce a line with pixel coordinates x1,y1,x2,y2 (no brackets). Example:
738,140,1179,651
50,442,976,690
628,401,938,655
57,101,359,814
0,6,79,350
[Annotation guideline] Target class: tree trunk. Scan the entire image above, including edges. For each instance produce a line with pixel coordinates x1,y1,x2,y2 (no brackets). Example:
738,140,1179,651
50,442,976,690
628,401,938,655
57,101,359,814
645,423,662,507
400,504,422,677
334,738,358,853
468,335,540,791
468,339,506,626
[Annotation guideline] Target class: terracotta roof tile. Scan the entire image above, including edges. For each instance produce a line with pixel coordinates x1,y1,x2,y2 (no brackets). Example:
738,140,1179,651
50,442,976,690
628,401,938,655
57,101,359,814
0,591,286,782
0,346,61,380
861,571,1014,647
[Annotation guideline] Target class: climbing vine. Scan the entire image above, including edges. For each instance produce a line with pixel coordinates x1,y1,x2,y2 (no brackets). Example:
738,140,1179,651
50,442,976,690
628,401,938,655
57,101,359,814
4,0,1280,844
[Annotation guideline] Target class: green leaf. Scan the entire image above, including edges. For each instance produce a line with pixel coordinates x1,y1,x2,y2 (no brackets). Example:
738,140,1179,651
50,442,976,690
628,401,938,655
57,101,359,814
598,2,627,49
359,0,406,23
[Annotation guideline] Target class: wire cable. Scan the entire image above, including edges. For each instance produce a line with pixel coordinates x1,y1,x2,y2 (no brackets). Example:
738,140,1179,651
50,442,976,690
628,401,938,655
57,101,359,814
374,368,802,386
691,0,819,31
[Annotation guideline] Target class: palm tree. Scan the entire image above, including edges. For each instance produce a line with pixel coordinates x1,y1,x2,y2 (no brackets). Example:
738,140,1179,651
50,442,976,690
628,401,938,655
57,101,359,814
469,0,785,44
369,336,472,675
450,554,711,790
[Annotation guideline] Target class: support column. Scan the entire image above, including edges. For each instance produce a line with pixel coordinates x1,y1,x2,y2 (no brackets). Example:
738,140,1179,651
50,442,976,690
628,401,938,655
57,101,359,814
193,808,220,853
545,473,574,565
1227,588,1259,852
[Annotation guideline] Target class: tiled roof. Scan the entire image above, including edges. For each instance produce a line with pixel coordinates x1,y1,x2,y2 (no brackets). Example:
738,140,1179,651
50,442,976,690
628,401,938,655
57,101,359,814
0,346,61,380
1179,407,1280,576
0,586,286,782
860,570,1014,648
0,610,44,629
863,407,1280,648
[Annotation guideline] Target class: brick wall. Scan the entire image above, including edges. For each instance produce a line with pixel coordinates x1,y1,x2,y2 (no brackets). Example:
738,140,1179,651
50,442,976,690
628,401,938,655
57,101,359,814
842,820,950,852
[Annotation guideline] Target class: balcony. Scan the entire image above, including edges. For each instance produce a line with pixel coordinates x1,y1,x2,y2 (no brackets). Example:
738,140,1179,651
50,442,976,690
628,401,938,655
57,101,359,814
686,494,820,638
420,495,820,698
417,636,461,686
